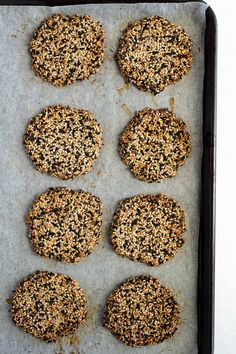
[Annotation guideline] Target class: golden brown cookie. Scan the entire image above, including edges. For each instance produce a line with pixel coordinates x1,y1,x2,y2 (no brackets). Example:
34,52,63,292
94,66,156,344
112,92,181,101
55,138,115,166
10,271,87,342
24,105,103,180
110,194,186,266
26,187,102,263
119,108,191,182
104,275,180,346
30,14,104,86
116,16,192,94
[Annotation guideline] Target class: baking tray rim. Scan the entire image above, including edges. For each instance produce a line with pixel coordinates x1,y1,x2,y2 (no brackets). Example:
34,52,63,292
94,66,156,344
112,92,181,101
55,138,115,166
0,1,217,354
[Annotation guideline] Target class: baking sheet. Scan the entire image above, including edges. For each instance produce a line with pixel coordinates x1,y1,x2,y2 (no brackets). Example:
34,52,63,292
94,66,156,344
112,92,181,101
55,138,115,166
0,2,207,353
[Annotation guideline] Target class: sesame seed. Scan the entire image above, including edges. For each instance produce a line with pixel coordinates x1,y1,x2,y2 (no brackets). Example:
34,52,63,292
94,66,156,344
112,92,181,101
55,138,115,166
10,271,87,342
116,16,192,94
30,14,104,86
23,105,103,180
111,194,186,266
26,187,102,263
119,108,191,182
104,275,180,346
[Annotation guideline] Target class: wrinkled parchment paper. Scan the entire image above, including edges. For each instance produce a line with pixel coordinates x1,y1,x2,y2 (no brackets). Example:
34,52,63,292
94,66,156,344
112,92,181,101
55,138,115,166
0,2,207,353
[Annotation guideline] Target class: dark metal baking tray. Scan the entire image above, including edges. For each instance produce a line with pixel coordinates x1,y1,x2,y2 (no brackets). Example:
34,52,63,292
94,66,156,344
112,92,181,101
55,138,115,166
0,1,216,353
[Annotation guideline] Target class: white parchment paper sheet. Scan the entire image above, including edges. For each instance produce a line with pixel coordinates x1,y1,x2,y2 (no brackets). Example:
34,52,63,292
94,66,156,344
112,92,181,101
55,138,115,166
0,2,207,353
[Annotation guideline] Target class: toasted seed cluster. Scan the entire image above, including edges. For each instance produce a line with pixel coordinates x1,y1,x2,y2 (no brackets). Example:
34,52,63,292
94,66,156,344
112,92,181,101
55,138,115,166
104,275,180,346
10,271,87,342
111,194,186,266
24,105,103,180
30,14,104,86
116,16,192,94
26,187,102,263
119,108,191,182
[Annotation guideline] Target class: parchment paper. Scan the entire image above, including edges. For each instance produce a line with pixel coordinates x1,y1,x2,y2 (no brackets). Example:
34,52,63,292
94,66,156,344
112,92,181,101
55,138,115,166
0,2,207,354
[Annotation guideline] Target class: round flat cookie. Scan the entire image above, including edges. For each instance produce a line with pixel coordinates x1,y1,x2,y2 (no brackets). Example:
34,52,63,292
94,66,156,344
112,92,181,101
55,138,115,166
26,187,102,263
10,271,87,342
24,105,103,180
30,14,104,86
116,16,192,94
119,108,191,182
104,275,180,346
111,194,185,266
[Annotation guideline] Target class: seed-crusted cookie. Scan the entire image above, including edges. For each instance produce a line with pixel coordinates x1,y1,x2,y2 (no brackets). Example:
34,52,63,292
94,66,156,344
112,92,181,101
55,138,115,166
116,16,192,94
30,14,104,86
119,108,191,182
104,275,180,346
111,194,185,266
26,187,102,263
10,271,87,342
24,105,103,180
